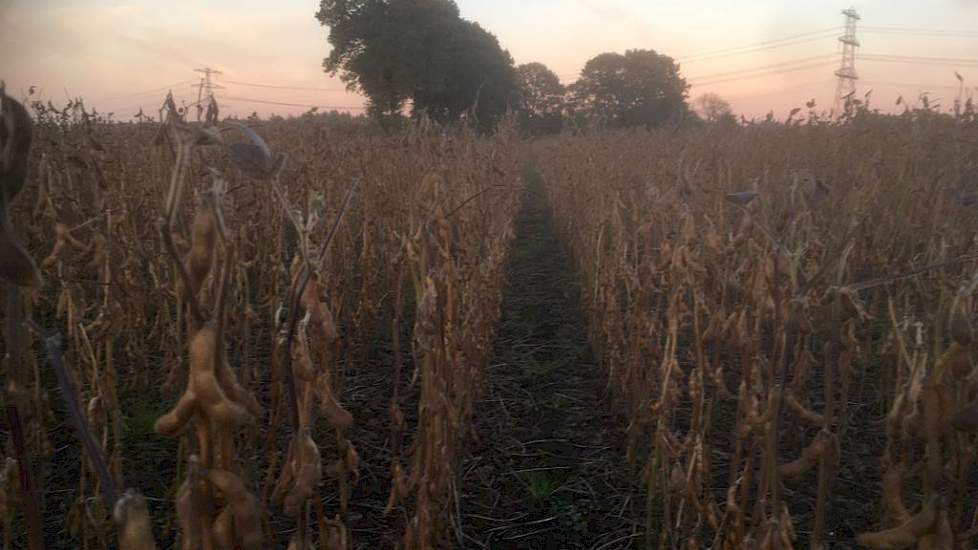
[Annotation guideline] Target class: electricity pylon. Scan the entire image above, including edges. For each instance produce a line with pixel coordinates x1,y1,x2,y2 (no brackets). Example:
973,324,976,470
832,7,860,116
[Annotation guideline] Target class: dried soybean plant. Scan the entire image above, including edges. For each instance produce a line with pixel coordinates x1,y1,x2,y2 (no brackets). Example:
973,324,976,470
538,110,978,549
855,261,978,548
381,124,521,549
265,146,359,549
151,103,265,549
3,86,160,550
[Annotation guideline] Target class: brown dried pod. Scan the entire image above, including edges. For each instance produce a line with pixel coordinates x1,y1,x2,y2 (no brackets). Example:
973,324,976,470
319,377,353,431
273,433,322,517
950,395,978,431
113,490,158,550
286,533,305,550
949,294,973,346
290,260,339,347
186,209,217,297
206,469,263,550
174,479,202,550
384,463,409,515
390,402,406,431
40,222,68,268
343,442,360,485
823,286,871,321
784,391,825,427
291,321,318,382
215,354,262,418
881,467,911,524
930,510,954,550
210,506,235,550
154,386,199,437
271,438,297,504
284,434,322,516
725,483,739,514
322,514,350,550
779,430,835,479
856,502,937,549
940,342,973,380
155,324,250,437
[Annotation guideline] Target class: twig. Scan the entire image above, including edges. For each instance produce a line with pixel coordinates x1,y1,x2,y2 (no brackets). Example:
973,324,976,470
444,184,506,220
847,252,978,292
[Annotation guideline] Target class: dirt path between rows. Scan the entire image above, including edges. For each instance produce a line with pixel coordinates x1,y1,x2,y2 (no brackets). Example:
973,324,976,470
458,173,641,549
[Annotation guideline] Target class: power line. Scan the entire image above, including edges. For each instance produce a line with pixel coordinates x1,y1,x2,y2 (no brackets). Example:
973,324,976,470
679,33,840,64
561,29,841,81
862,26,978,38
720,78,836,100
860,79,968,91
218,78,350,93
691,61,839,87
859,53,978,66
221,95,365,111
91,80,198,104
676,26,841,62
688,54,837,83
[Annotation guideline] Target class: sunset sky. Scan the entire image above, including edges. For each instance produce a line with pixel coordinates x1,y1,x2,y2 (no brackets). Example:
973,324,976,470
2,0,977,120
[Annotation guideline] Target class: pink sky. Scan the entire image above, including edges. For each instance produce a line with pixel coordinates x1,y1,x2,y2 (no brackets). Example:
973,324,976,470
2,0,976,120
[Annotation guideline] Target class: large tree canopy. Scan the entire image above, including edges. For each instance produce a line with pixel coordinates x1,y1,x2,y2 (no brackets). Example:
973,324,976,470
516,62,565,135
569,49,689,129
316,0,519,129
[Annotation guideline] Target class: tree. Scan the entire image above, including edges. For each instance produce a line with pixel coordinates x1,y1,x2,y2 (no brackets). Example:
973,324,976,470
316,0,520,130
568,49,689,129
411,19,520,127
516,62,564,135
693,93,737,125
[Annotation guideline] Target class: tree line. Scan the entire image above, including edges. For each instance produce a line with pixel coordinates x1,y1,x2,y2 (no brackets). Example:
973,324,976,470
316,0,735,133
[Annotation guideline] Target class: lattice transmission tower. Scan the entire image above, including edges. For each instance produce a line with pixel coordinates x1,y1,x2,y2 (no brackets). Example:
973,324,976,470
194,67,225,119
833,7,860,116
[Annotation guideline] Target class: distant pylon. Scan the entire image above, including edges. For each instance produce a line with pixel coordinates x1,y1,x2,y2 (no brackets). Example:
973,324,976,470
832,8,860,116
194,67,225,120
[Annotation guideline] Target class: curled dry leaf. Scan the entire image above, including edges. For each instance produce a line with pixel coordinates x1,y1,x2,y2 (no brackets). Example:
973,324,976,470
225,122,286,180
